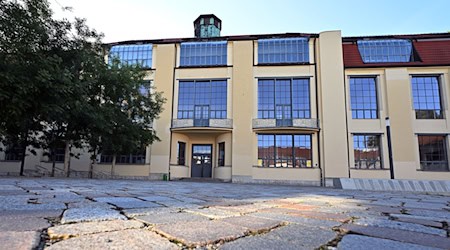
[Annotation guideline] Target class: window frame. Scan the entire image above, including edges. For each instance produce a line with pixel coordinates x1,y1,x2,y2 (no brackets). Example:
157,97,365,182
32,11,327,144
352,134,383,170
257,134,312,168
179,41,227,67
109,44,153,69
411,75,444,120
177,79,227,120
357,39,414,63
218,142,225,167
349,76,379,119
257,78,311,120
417,134,449,172
100,149,146,165
177,142,186,166
257,37,310,65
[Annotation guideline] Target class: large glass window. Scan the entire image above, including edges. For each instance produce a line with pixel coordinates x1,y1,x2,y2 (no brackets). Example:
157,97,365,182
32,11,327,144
109,44,153,68
411,76,443,119
350,77,378,119
257,79,310,119
180,41,227,66
357,39,413,63
353,134,382,169
258,134,312,168
258,38,309,64
418,135,448,171
177,80,227,119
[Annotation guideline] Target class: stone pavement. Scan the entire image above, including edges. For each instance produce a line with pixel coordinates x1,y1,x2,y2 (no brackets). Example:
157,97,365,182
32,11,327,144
0,177,449,249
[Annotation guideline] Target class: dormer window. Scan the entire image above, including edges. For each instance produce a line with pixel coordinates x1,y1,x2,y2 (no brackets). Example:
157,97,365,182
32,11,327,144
357,39,414,63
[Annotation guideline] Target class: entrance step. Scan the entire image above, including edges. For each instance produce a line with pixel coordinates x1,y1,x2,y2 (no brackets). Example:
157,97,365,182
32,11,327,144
336,178,450,194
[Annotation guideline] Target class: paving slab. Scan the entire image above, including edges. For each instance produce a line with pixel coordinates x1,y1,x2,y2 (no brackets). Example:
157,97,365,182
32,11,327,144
221,215,283,233
0,215,50,232
340,224,450,249
48,220,144,240
251,212,341,228
136,211,210,225
0,231,41,250
122,207,177,218
389,215,444,228
220,224,336,250
61,207,126,224
156,220,247,247
46,229,178,250
354,217,447,236
185,207,241,219
337,234,440,250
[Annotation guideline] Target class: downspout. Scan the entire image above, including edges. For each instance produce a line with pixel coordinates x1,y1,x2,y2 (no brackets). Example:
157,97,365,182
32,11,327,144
343,44,351,179
313,37,324,187
167,44,177,181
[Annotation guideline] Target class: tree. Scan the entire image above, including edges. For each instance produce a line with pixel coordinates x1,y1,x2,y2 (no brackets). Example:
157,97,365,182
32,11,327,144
0,0,165,177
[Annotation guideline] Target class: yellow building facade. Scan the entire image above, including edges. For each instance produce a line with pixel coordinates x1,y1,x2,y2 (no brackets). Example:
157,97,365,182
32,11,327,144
1,15,450,185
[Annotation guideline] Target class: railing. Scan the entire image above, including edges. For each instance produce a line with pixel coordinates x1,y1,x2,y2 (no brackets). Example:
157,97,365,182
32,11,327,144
172,119,233,129
252,118,319,129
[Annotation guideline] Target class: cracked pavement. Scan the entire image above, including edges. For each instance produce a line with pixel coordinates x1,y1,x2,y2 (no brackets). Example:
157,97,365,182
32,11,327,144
0,177,449,249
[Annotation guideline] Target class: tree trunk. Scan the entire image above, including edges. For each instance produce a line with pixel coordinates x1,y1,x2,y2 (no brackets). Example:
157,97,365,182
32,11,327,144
111,154,116,177
19,143,26,176
51,145,56,177
63,141,70,177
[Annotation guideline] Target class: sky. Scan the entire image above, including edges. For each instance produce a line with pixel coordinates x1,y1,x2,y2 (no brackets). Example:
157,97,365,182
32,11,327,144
50,0,450,43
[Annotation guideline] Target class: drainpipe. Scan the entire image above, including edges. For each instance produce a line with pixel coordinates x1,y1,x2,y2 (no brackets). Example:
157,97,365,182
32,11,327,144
386,117,395,179
313,37,324,187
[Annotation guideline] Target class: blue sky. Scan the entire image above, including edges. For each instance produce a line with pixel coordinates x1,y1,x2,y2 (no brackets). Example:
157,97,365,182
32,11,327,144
52,0,450,42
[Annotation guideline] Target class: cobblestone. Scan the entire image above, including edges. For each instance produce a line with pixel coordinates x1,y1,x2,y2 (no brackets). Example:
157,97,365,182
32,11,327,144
0,177,448,249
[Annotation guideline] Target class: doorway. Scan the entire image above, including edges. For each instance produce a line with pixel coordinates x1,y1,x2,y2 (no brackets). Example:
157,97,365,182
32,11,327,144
191,144,212,178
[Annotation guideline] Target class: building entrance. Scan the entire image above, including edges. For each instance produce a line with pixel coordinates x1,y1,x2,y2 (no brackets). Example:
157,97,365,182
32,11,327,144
191,144,212,178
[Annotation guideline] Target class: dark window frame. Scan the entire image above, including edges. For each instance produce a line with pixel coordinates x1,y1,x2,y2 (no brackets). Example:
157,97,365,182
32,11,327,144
357,39,413,63
177,142,186,166
109,44,153,69
218,142,225,167
100,149,146,165
180,41,227,67
257,37,310,64
257,134,312,168
257,78,310,120
1,144,23,162
349,76,379,119
411,75,444,119
177,80,227,120
352,134,383,169
418,134,449,171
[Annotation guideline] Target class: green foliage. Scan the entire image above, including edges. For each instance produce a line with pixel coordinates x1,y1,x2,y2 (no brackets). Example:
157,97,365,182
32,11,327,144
0,0,165,176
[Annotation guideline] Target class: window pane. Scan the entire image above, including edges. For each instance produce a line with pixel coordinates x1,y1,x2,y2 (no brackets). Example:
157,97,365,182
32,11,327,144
109,44,153,68
350,77,378,119
257,134,312,168
257,78,310,119
353,134,382,169
357,39,412,63
178,142,186,165
180,41,227,66
177,80,227,119
258,38,309,64
411,76,443,119
418,135,448,171
218,142,225,166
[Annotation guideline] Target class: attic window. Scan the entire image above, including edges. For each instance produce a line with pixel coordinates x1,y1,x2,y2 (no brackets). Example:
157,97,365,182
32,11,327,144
109,44,153,68
357,39,413,63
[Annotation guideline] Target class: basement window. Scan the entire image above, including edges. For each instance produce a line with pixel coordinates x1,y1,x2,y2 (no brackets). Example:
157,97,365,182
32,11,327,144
357,39,413,63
